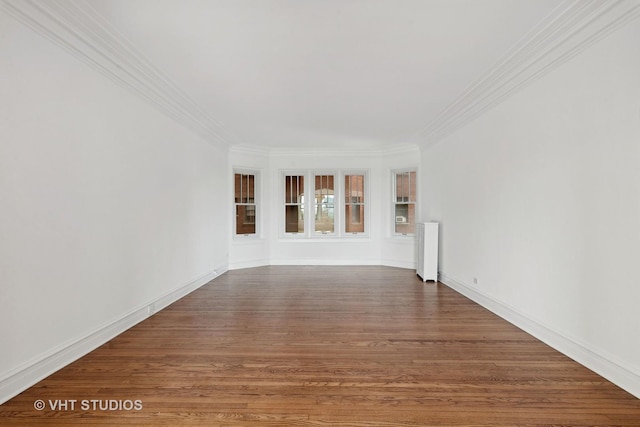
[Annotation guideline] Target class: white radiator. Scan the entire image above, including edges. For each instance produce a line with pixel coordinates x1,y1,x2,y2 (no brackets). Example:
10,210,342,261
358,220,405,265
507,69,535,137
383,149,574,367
416,222,439,282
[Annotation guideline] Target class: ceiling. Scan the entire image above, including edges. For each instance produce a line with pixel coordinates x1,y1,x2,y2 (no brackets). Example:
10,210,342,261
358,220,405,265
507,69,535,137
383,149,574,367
84,0,565,151
6,0,637,152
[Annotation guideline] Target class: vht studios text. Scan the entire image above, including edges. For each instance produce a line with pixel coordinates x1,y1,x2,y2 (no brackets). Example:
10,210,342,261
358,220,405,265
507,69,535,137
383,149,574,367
34,399,143,411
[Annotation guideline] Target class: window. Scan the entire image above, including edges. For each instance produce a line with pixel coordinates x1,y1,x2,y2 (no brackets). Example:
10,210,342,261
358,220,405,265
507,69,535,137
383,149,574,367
394,170,416,234
234,172,256,235
314,174,335,234
345,174,365,233
282,170,369,238
285,175,304,233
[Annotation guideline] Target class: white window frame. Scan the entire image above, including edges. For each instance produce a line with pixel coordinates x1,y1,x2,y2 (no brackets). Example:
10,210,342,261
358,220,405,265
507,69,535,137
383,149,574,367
392,168,417,237
281,169,370,239
233,168,260,239
341,170,369,237
282,171,308,238
312,171,337,236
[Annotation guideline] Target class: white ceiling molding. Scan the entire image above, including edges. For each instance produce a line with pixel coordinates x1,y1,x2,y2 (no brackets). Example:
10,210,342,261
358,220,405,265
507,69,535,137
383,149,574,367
228,145,271,158
230,143,420,159
0,0,236,149
409,0,640,147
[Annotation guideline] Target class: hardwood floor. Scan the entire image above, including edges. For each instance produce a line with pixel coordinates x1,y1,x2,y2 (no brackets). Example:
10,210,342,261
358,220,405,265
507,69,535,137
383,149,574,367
1,266,639,425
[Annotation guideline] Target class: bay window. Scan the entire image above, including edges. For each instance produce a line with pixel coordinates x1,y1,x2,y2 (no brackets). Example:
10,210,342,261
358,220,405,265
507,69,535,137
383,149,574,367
282,170,367,238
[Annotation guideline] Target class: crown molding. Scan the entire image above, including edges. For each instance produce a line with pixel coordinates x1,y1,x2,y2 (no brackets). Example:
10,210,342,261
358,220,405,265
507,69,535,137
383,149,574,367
410,0,640,147
379,143,421,157
0,0,234,149
263,143,419,158
229,145,271,158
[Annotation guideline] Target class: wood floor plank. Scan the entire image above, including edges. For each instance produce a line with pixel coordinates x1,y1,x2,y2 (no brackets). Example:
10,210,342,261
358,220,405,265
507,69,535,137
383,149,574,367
1,266,639,425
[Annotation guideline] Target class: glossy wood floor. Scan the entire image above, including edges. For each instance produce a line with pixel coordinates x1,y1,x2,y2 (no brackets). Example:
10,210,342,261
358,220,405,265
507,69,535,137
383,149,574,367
2,266,639,426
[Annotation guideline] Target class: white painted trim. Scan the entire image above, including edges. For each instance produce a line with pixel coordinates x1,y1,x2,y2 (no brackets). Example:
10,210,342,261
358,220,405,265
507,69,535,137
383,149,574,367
276,238,373,243
228,145,270,157
268,144,420,158
439,273,640,399
0,265,227,405
269,259,380,266
231,259,416,269
229,144,421,160
380,259,416,270
228,259,270,270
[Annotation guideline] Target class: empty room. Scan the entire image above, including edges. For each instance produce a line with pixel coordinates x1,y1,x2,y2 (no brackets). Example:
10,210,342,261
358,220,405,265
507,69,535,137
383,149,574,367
1,0,640,425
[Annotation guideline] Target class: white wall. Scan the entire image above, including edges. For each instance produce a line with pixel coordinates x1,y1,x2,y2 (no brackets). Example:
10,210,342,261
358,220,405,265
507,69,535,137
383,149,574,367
0,12,228,403
421,19,640,397
229,148,419,269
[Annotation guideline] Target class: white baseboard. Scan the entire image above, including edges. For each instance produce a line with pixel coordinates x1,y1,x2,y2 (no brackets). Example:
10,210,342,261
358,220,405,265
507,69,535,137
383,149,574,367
269,258,380,266
380,259,416,270
228,258,269,270
439,273,640,399
0,265,227,405
231,259,416,270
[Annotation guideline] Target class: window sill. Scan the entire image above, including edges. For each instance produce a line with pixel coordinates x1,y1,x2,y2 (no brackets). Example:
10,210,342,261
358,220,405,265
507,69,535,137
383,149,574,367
232,235,264,243
390,234,416,242
279,236,372,242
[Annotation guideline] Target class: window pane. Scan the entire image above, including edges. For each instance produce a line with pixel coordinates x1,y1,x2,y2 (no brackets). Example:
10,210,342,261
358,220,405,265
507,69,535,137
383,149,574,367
315,175,334,234
395,203,415,234
236,205,256,234
345,175,364,203
285,175,304,203
345,205,364,233
285,205,304,233
395,171,416,202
